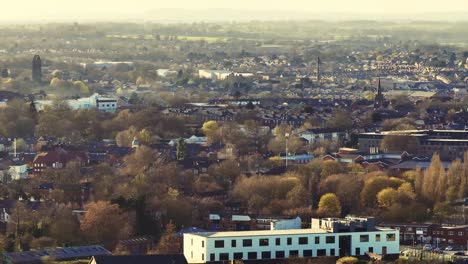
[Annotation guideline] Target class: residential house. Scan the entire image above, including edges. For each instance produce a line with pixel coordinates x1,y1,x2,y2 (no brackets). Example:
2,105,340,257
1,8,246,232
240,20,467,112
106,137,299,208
32,147,88,174
299,128,349,145
8,159,28,181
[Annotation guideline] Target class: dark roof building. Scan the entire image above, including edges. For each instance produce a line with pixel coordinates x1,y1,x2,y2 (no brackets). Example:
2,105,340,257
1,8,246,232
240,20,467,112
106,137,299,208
3,245,110,264
89,254,188,264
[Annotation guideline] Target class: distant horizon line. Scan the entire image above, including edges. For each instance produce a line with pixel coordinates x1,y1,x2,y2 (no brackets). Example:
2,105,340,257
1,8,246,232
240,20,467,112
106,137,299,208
1,9,468,23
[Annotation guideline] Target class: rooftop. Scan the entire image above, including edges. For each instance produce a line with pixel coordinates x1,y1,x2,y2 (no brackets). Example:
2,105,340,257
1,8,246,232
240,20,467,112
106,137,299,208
186,228,328,238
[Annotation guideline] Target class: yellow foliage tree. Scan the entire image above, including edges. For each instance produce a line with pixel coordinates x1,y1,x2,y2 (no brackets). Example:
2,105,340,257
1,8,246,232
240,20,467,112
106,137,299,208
317,193,341,217
73,81,90,94
50,77,61,88
201,121,219,137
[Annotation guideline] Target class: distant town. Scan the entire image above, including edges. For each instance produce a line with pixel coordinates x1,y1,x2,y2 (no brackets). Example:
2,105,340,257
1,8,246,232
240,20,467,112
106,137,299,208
0,20,466,264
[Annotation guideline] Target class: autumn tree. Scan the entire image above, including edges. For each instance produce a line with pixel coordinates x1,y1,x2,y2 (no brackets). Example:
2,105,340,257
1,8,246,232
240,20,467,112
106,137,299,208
80,201,132,248
201,121,219,142
49,205,82,246
317,193,341,217
268,125,304,155
153,221,181,254
0,99,36,138
360,176,404,208
121,146,155,176
208,160,241,189
337,256,359,264
420,154,446,204
325,110,352,130
176,138,187,161
380,134,419,154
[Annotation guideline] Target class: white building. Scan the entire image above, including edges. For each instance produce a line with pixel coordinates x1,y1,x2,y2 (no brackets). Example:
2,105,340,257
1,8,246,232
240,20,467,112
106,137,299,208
184,217,399,263
198,70,254,81
9,162,28,181
82,61,134,69
156,69,178,78
35,93,117,113
198,70,233,81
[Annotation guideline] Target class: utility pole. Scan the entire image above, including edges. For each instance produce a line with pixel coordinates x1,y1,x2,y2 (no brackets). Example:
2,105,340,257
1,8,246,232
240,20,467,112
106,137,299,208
285,133,290,168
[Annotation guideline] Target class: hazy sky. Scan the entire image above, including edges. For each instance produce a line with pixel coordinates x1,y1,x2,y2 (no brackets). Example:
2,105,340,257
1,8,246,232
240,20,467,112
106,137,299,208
3,0,468,21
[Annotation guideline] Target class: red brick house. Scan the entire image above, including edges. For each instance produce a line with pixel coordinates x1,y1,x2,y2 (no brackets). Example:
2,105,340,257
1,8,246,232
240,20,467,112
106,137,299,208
431,225,468,247
32,147,88,174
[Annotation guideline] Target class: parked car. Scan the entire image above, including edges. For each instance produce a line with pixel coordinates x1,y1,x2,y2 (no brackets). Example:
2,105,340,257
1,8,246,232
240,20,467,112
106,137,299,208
423,244,432,251
454,251,465,256
445,246,453,251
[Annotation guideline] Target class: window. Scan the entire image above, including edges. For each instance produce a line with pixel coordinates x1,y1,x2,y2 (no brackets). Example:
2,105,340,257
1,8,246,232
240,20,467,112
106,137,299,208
360,235,369,242
191,239,193,245
219,253,229,260
299,237,308,245
289,250,299,257
214,240,224,248
317,249,326,256
287,237,292,245
243,239,252,247
448,231,454,236
210,254,215,261
315,237,320,244
247,252,257,260
191,251,193,258
202,241,204,248
386,234,396,241
330,249,335,256
326,236,335,244
261,251,271,259
233,253,243,259
231,240,236,247
276,251,285,258
356,248,361,255
382,246,387,255
202,254,204,261
376,234,381,242
369,247,374,253
303,250,312,257
275,238,281,245
459,232,464,236
259,238,269,246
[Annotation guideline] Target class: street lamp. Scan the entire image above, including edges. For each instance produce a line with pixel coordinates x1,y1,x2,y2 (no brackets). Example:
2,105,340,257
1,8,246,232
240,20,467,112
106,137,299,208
285,133,290,168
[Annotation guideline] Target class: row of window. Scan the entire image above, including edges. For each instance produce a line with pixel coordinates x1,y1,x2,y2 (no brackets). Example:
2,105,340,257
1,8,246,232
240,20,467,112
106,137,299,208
433,231,464,236
206,246,387,261
98,103,116,108
209,249,335,261
214,236,335,249
213,234,395,249
360,234,395,242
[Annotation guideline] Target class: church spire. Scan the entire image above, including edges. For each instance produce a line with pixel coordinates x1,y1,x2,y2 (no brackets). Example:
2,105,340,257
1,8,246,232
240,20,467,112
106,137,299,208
374,77,384,109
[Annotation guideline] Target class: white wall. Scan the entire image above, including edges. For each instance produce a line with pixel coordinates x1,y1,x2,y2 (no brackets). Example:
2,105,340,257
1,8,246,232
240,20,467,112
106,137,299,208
184,234,207,263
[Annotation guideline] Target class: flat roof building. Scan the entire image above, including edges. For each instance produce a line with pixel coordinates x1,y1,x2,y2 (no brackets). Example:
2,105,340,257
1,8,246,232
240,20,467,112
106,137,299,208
358,130,468,160
183,217,399,263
